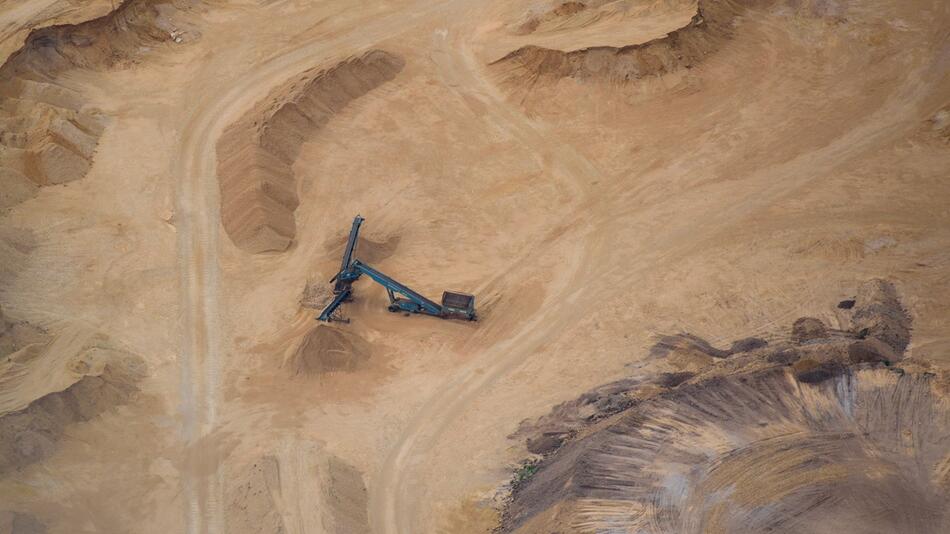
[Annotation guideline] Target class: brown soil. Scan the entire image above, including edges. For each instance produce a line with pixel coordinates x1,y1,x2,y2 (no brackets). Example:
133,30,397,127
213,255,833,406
216,50,405,253
514,1,590,35
0,0,196,209
0,80,105,208
501,280,949,533
0,0,947,532
0,357,144,476
0,313,48,360
285,324,371,375
0,511,46,534
324,233,401,266
492,0,766,92
225,442,369,534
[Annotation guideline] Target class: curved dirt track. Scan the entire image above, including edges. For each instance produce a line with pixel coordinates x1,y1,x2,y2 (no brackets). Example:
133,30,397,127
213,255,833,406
173,0,950,532
372,2,950,532
172,1,477,531
370,28,610,534
2,0,949,532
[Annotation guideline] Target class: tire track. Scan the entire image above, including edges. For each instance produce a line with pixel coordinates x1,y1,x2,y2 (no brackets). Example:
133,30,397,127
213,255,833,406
370,6,950,532
370,25,612,533
171,2,470,532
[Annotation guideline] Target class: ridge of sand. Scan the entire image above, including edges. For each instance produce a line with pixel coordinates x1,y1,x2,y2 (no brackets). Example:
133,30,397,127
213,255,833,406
490,0,769,92
215,50,405,253
0,320,145,476
0,0,199,209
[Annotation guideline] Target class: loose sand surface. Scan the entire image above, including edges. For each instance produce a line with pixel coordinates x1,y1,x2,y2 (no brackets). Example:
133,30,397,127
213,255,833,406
0,0,948,533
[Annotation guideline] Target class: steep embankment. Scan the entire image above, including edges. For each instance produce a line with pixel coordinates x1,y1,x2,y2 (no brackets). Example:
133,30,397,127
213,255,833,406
0,0,198,209
502,280,950,533
491,0,772,89
0,324,145,476
215,50,404,253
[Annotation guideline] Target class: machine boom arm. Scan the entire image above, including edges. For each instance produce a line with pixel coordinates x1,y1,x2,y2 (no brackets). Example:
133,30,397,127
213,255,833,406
340,215,364,272
316,215,475,322
352,260,442,315
317,287,351,322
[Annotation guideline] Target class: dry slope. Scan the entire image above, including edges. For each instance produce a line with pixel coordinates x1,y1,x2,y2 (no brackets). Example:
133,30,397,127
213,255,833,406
491,0,771,90
216,50,404,254
0,0,199,209
502,280,950,533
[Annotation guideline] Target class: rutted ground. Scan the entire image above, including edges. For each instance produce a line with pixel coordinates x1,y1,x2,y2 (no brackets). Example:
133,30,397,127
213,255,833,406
0,0,198,208
0,0,947,533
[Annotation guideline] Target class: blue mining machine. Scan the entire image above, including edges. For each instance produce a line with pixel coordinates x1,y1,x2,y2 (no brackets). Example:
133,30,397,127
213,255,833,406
318,215,477,323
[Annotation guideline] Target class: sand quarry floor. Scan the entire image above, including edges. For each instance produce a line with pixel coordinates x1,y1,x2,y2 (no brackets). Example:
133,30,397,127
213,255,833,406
0,0,949,533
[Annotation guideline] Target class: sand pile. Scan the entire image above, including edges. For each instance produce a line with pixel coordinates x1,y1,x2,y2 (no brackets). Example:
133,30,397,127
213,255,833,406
0,310,48,362
0,0,199,209
0,325,145,476
501,280,950,533
0,511,46,534
491,0,770,90
511,1,590,35
0,80,105,209
225,441,368,534
225,456,285,534
0,361,144,476
216,50,404,253
285,324,371,375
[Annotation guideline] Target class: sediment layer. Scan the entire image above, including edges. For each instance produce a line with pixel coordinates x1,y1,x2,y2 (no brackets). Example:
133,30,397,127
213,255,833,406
502,280,949,533
0,0,198,209
216,50,404,253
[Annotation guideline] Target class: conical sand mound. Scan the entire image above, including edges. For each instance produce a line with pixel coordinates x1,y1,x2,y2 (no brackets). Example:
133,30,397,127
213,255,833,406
285,324,371,376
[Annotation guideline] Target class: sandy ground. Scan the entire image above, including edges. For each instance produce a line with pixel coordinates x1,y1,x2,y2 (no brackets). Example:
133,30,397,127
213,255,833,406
0,0,948,533
0,1,113,63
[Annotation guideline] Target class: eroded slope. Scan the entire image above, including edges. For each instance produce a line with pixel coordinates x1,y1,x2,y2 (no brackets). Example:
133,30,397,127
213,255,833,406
0,0,199,209
490,0,777,91
0,324,145,476
216,50,404,253
503,280,950,533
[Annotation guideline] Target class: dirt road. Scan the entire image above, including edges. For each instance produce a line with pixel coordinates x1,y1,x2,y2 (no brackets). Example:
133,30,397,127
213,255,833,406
174,1,950,532
172,1,479,531
2,1,948,532
369,19,613,533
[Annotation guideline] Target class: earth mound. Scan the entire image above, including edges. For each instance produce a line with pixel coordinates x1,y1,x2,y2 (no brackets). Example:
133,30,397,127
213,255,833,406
501,280,950,533
216,50,404,253
225,441,369,534
0,363,144,476
0,511,46,534
0,0,198,209
491,0,772,92
0,79,105,208
0,319,145,476
324,232,401,265
511,1,590,35
0,307,48,364
285,324,371,375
